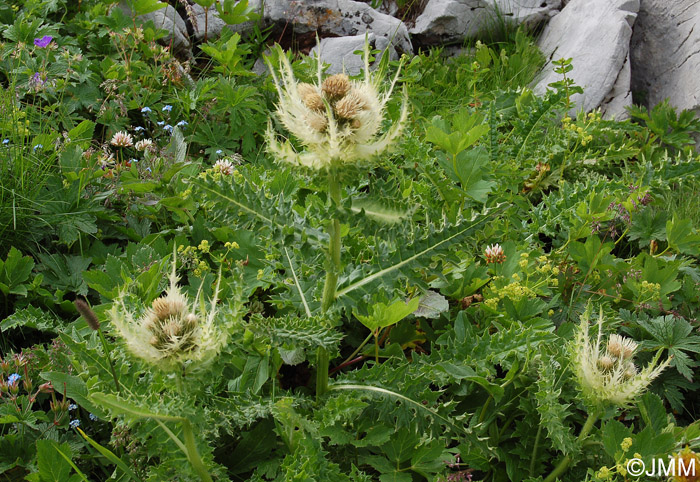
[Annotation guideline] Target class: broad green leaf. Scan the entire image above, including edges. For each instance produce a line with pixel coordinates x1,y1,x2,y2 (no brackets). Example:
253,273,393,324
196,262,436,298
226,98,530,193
355,298,420,332
131,0,167,16
666,216,700,255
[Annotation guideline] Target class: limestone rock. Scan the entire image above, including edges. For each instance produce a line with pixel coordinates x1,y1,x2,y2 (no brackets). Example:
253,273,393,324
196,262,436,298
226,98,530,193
410,0,561,45
600,54,633,120
263,0,413,55
532,0,639,115
630,0,700,114
310,33,398,75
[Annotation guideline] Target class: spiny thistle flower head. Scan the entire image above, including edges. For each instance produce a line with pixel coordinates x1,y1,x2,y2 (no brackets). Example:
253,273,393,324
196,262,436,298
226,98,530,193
110,131,133,148
265,39,408,170
570,306,672,409
109,249,236,371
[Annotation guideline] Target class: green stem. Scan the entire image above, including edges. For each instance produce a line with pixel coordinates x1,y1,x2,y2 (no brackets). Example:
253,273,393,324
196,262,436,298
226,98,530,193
182,419,213,482
530,424,543,477
543,412,598,482
316,171,342,401
97,328,121,394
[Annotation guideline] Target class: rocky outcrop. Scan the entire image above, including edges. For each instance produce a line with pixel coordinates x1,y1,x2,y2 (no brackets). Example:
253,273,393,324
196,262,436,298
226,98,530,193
410,0,561,45
532,0,639,119
264,0,412,55
630,0,700,114
310,33,398,75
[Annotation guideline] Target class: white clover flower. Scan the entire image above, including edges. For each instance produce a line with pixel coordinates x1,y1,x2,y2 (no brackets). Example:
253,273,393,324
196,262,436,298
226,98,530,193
571,307,671,409
213,159,235,175
109,252,235,371
134,139,153,151
265,40,408,170
484,243,506,264
110,131,134,148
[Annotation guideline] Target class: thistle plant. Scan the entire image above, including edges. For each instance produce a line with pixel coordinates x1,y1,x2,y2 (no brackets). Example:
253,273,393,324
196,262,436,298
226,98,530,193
544,306,672,482
109,250,233,373
570,306,671,410
265,40,408,399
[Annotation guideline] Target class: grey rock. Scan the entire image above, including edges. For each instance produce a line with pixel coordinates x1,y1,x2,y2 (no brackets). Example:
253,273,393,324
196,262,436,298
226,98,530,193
600,54,632,120
118,2,191,57
410,0,561,45
263,0,413,55
630,0,700,114
310,33,398,75
533,0,639,115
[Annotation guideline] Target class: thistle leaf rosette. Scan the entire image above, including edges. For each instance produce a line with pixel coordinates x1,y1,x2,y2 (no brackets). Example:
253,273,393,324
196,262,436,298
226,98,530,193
265,40,409,170
570,307,672,409
109,254,237,372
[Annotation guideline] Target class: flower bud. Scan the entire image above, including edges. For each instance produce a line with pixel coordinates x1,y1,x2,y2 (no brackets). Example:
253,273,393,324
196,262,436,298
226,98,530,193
75,298,100,331
38,382,54,394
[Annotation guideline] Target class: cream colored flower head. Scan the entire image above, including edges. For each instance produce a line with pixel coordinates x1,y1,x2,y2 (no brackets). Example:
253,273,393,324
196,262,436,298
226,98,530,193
264,39,409,170
109,250,234,371
110,131,133,148
571,306,671,409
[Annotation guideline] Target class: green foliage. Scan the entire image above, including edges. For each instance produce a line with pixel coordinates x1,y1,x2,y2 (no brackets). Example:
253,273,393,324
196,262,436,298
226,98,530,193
1,7,700,482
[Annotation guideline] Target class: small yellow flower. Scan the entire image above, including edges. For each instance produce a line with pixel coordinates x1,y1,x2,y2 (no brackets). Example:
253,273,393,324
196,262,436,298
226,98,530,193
198,240,210,253
519,259,528,269
595,466,611,480
621,437,633,452
548,309,554,317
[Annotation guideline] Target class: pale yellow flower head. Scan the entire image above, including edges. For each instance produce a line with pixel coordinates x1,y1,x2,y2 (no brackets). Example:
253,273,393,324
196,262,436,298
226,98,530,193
264,40,409,170
109,250,235,371
570,307,671,409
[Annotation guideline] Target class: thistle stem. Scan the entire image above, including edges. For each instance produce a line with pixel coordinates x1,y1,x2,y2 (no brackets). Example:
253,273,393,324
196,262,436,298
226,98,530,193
543,412,598,482
96,327,121,394
182,419,213,482
317,171,342,401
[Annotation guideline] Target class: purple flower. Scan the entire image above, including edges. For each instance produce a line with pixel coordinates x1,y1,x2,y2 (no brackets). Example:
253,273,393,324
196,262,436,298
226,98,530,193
34,36,53,48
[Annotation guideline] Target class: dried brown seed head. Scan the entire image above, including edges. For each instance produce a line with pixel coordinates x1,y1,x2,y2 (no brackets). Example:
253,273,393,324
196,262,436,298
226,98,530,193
298,83,325,111
305,111,328,132
152,297,186,321
334,89,367,119
321,74,350,99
